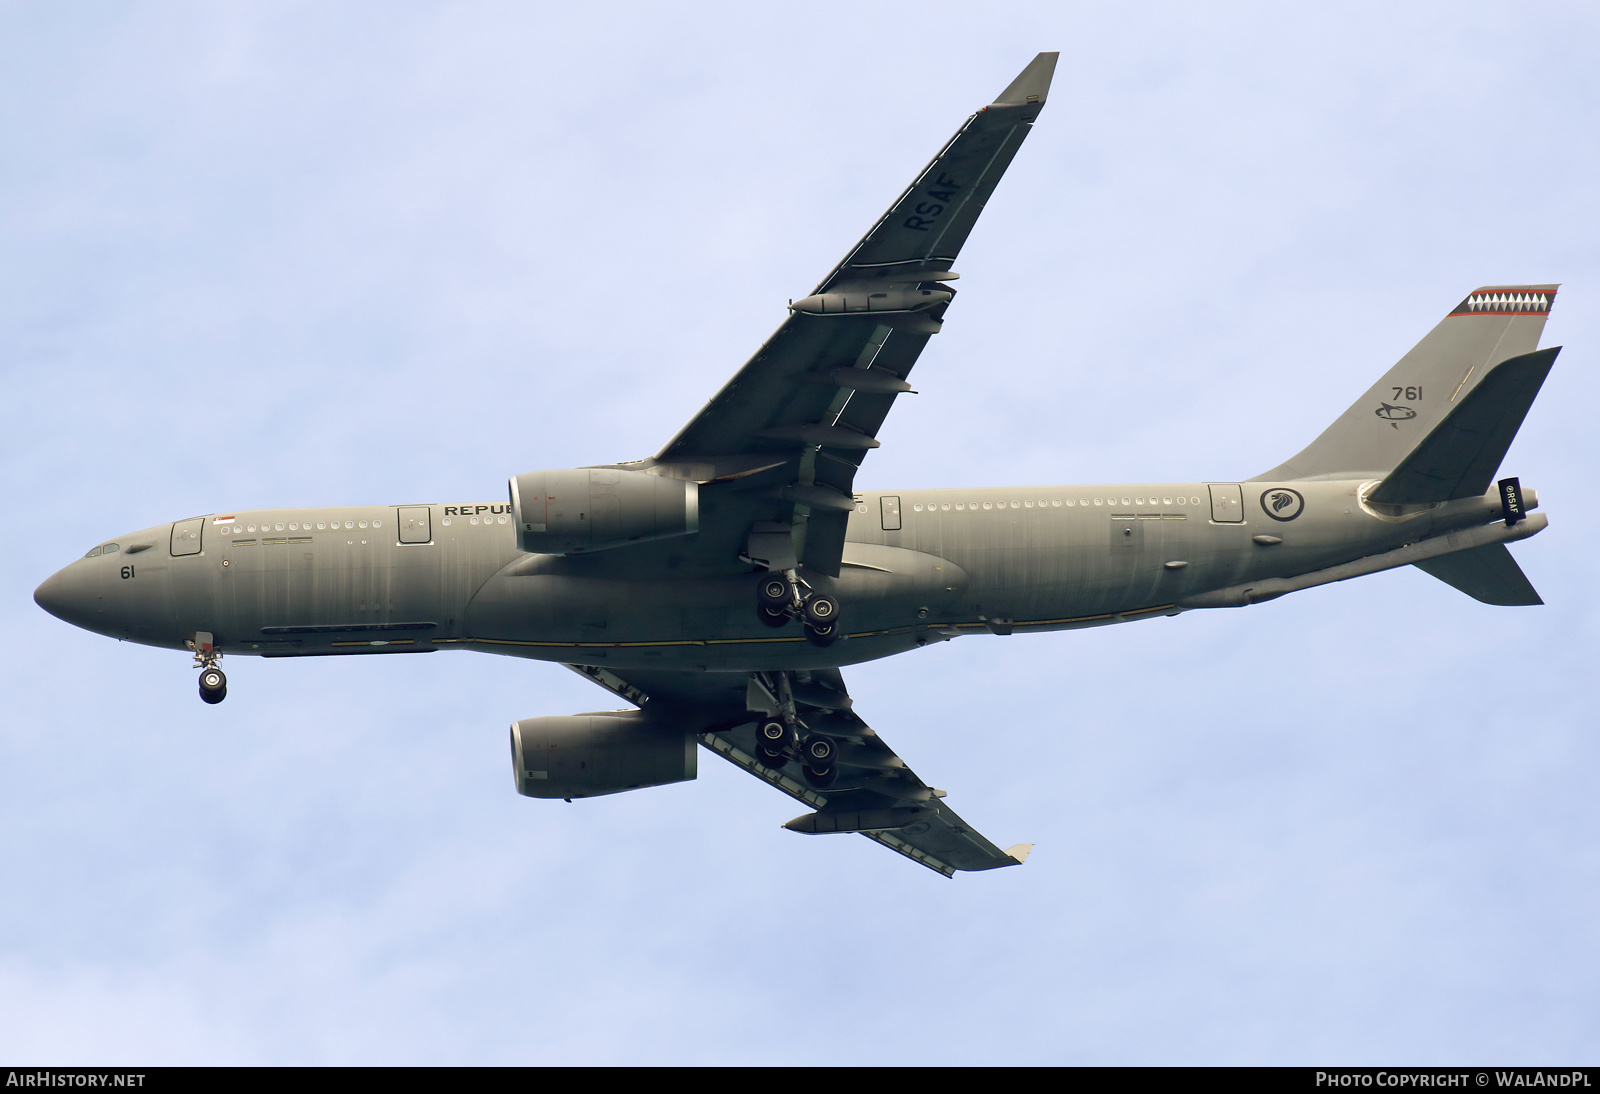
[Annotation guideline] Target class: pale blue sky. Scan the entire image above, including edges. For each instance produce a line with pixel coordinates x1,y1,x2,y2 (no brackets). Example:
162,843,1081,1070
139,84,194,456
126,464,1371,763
3,1,1597,1063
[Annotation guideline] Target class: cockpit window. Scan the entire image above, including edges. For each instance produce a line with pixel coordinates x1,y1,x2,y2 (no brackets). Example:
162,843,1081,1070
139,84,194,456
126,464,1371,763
84,546,101,558
101,543,119,554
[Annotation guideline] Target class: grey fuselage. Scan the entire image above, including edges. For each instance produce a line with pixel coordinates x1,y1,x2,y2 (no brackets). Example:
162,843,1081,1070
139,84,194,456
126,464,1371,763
36,479,1514,673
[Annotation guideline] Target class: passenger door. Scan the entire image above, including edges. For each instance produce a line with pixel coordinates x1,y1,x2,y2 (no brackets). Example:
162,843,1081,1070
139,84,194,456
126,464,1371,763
397,506,432,544
1208,484,1244,523
170,517,204,556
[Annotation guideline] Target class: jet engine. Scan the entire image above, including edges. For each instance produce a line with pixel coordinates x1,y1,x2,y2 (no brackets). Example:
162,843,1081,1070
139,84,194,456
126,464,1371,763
509,711,698,799
508,468,698,554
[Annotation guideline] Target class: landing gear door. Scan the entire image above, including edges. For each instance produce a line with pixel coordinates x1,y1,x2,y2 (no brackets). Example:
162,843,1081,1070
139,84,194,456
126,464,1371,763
1208,484,1244,523
170,517,204,556
397,506,432,544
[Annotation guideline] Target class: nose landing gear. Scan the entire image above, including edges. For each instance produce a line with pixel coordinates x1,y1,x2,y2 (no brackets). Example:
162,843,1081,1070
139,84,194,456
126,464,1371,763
188,631,226,704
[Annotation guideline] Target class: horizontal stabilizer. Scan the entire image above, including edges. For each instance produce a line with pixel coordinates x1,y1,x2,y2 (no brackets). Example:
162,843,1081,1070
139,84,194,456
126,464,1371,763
1181,511,1547,609
1413,543,1543,606
1370,347,1559,505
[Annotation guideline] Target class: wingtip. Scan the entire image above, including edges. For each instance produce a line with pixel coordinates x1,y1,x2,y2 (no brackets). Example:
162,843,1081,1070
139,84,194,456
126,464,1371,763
1004,842,1034,864
993,52,1059,106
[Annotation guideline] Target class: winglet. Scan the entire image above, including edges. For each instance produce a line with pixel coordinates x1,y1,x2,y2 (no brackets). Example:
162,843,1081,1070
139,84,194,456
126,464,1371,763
1004,843,1034,864
993,53,1059,106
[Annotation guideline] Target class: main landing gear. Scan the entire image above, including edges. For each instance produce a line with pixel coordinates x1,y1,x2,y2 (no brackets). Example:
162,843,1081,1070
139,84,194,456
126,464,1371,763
755,716,841,788
754,571,842,647
752,673,842,787
188,631,226,704
800,733,839,788
756,715,795,769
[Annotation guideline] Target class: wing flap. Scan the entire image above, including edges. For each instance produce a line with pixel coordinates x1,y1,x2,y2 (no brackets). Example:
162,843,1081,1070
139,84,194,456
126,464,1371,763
566,663,1027,877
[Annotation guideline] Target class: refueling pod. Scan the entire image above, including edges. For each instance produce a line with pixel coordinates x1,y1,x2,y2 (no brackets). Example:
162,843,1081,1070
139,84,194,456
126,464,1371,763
789,287,953,315
508,467,698,554
510,711,698,799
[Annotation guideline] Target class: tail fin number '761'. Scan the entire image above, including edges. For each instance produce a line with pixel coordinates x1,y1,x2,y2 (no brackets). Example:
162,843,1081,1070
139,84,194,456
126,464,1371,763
1375,386,1423,425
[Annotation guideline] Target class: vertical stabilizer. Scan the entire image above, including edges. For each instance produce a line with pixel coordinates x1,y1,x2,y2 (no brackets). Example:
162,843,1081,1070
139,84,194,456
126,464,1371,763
1252,286,1557,482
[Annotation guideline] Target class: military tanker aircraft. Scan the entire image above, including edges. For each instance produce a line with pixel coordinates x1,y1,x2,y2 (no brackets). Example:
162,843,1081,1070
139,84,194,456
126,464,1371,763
33,53,1560,876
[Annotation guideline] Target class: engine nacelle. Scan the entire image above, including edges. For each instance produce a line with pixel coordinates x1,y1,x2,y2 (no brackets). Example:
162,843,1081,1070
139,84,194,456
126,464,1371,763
510,711,698,799
508,468,698,554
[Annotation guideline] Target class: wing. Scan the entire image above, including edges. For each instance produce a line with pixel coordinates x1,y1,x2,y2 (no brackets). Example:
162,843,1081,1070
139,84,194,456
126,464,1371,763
566,663,1031,877
630,53,1058,578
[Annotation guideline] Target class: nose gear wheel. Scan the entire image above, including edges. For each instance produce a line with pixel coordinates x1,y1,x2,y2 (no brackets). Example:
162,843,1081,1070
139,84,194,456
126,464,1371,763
188,635,226,704
198,667,227,705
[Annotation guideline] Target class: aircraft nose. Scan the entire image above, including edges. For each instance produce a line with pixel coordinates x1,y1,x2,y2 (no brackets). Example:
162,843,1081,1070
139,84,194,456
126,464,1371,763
34,570,66,619
34,567,88,626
